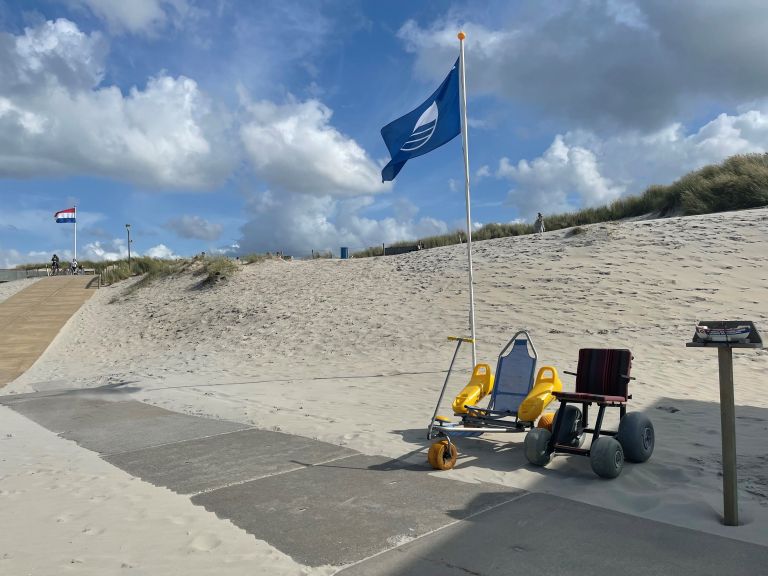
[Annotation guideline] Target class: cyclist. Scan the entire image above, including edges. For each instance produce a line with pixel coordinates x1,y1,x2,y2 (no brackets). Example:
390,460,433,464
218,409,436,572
51,254,60,275
70,257,78,275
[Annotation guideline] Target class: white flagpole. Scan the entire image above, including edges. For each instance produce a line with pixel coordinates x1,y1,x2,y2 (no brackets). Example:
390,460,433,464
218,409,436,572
458,31,477,368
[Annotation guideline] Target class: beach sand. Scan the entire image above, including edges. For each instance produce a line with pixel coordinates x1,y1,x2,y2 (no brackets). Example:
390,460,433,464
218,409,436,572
0,276,40,301
3,208,768,571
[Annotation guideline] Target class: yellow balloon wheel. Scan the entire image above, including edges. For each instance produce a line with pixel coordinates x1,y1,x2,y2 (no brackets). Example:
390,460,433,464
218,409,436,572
428,440,458,470
427,440,445,468
537,412,555,432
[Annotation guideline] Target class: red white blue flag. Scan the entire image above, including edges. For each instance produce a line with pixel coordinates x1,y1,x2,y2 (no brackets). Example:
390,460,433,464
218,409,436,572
55,207,76,223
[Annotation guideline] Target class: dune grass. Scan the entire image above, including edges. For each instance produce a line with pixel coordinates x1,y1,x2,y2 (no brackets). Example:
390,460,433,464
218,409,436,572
192,255,239,288
15,255,181,284
240,252,287,264
107,257,185,287
353,152,768,257
17,252,246,298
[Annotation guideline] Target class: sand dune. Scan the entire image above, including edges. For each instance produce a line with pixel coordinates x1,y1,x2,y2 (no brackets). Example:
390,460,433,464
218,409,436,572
0,276,40,302
3,208,768,569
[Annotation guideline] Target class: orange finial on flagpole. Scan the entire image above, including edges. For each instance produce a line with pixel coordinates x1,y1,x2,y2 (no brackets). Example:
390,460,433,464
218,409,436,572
457,31,466,40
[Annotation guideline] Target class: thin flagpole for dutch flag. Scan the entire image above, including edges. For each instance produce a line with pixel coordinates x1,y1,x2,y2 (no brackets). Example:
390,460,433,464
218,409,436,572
457,31,477,367
55,207,77,262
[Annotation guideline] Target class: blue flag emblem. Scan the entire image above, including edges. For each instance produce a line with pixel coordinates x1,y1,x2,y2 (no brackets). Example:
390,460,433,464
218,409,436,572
381,59,461,182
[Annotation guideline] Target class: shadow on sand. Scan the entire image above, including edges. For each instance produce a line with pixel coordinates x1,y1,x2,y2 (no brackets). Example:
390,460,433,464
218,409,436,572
365,398,768,575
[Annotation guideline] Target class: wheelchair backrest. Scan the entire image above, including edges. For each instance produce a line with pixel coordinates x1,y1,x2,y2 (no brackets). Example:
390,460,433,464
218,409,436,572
488,338,536,413
576,349,632,399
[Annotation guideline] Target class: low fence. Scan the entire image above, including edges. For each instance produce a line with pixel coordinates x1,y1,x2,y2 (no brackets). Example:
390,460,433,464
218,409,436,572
0,268,49,282
0,267,98,282
383,245,422,256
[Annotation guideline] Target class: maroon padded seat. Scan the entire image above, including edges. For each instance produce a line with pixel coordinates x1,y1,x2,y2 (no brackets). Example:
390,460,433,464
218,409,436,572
553,348,632,404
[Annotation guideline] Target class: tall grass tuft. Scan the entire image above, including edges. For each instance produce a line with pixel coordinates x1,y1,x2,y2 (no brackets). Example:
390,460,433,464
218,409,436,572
118,258,186,297
192,256,239,288
240,252,286,264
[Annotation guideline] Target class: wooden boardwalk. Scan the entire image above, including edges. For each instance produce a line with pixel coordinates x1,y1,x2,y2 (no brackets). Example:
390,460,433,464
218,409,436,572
0,276,96,387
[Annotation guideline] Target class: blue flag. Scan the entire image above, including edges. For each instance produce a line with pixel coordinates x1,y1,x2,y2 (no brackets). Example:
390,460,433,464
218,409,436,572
380,59,461,182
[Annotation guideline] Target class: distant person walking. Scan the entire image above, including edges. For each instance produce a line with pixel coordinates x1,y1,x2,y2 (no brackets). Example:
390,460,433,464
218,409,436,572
70,258,78,275
534,213,546,234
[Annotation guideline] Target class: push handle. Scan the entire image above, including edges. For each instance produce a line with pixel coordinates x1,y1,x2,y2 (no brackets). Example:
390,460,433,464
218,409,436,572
448,336,475,343
535,366,558,383
564,369,634,380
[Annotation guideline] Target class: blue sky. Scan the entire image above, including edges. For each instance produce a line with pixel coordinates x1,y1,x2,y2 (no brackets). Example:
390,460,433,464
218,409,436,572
3,0,768,265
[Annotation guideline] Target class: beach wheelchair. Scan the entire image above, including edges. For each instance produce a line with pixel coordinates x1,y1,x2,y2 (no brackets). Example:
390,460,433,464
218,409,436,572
426,331,562,470
524,348,655,479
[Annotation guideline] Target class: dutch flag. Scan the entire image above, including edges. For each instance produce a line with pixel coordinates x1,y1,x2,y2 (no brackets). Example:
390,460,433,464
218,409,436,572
55,208,76,223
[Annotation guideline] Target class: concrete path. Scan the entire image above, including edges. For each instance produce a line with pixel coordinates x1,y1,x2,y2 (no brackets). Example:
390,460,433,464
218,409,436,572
0,276,96,387
1,388,516,567
3,387,768,574
338,491,768,576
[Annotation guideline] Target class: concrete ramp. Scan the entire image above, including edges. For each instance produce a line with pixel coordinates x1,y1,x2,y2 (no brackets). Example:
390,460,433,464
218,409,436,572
339,492,768,576
0,390,518,566
2,392,248,454
0,276,96,387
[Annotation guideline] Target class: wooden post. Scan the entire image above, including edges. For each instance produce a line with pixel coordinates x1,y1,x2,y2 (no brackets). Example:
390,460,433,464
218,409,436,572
717,347,738,526
687,320,763,527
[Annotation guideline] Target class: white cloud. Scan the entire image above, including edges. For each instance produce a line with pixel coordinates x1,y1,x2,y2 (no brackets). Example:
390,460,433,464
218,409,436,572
69,0,191,35
0,19,235,189
0,208,63,235
166,215,223,241
11,18,106,89
76,239,178,261
0,248,27,268
498,135,624,217
81,239,128,261
240,98,389,197
475,165,491,181
498,107,768,218
398,2,768,131
237,191,448,256
145,243,179,259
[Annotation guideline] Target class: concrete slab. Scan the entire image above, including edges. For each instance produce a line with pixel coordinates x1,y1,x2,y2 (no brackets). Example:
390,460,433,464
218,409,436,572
339,493,768,576
3,394,247,454
193,454,521,567
105,428,357,495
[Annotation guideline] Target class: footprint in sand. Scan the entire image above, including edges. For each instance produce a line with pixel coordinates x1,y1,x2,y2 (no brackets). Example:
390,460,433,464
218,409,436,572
0,489,24,497
190,533,222,552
